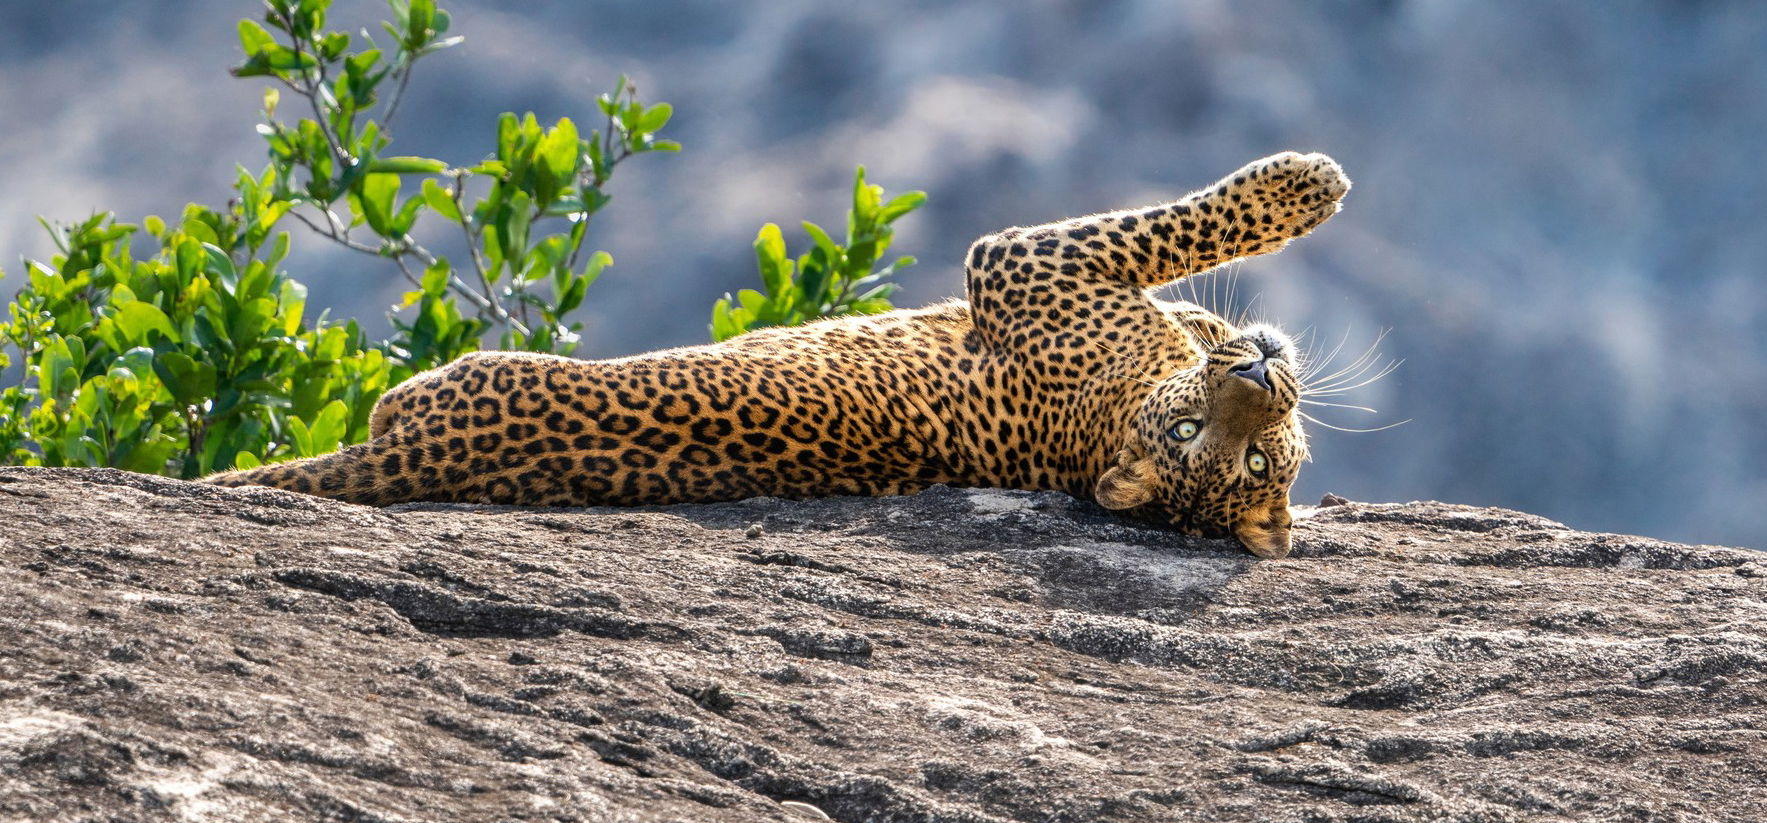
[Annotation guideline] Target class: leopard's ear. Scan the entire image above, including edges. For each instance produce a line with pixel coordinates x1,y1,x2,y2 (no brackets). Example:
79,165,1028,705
1094,450,1156,510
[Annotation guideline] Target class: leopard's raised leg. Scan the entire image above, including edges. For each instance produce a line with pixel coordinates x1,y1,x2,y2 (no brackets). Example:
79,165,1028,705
963,152,1349,346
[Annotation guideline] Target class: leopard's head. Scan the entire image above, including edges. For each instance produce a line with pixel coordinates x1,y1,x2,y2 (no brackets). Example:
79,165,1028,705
1093,323,1306,558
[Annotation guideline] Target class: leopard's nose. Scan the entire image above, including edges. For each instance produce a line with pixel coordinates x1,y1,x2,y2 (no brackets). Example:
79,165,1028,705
1231,358,1271,391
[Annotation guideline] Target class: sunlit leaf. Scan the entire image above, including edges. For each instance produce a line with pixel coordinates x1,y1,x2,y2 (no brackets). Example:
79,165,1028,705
421,178,462,221
237,19,275,57
358,172,399,236
636,103,672,135
366,155,448,174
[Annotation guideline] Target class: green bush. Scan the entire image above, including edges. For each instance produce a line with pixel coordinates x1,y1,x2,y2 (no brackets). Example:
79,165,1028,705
711,167,925,342
1,0,923,478
1,0,674,476
0,193,387,475
238,0,675,361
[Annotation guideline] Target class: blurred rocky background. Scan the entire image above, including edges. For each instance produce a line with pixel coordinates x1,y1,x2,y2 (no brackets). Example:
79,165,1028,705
3,0,1763,547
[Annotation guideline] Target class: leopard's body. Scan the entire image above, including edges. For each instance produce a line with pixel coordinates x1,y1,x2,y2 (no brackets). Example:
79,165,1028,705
209,152,1350,557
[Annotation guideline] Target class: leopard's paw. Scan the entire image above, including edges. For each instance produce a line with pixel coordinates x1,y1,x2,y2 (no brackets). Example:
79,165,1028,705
1219,152,1351,243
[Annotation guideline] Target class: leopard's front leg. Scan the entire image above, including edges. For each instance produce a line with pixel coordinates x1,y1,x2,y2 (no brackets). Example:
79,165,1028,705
963,151,1349,347
975,151,1347,287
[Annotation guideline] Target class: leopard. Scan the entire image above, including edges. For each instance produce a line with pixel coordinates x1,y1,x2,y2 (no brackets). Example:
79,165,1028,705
207,151,1351,559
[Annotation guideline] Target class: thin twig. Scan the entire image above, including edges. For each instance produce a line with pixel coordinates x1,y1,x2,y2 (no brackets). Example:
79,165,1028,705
450,175,517,329
274,9,351,169
288,209,381,257
388,255,425,290
381,59,415,127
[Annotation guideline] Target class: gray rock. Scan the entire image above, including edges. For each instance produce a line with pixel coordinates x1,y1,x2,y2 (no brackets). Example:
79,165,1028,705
2,466,1764,822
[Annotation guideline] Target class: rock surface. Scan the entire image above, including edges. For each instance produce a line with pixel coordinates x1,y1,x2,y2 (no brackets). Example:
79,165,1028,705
2,466,1764,823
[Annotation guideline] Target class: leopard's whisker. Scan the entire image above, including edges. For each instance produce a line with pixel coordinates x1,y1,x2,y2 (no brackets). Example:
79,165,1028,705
1298,325,1355,382
1289,324,1320,373
1304,359,1403,396
1300,324,1364,383
1237,290,1270,338
1298,410,1411,434
1306,359,1381,393
1223,240,1248,316
1224,260,1240,320
1299,398,1378,413
1306,355,1400,395
1301,329,1390,388
1204,260,1218,316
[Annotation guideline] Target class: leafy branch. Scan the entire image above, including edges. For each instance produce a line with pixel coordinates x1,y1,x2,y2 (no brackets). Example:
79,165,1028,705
234,0,677,362
711,167,926,342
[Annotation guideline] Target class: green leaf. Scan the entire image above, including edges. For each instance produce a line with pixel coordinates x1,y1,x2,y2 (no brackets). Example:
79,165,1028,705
320,31,351,61
420,259,451,297
482,219,505,284
709,298,740,342
856,283,898,302
849,297,896,314
202,242,239,283
192,314,231,354
117,439,177,475
754,222,787,264
111,302,177,345
736,289,768,314
636,103,672,135
538,117,581,180
801,221,840,262
580,249,612,289
278,280,308,336
152,353,218,406
390,195,425,236
533,156,559,209
753,223,791,295
359,173,399,236
408,0,435,43
230,297,278,345
233,451,263,470
236,260,275,304
880,191,928,223
798,253,830,309
503,190,532,261
237,19,275,56
421,178,462,221
846,239,879,271
262,44,319,72
366,156,448,174
308,399,349,453
286,416,315,457
555,274,588,314
265,229,293,269
469,159,508,177
496,112,519,162
852,166,880,219
231,56,274,79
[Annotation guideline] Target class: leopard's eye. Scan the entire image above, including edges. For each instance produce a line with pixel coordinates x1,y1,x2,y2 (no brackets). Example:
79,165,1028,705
1170,420,1201,441
1247,451,1269,475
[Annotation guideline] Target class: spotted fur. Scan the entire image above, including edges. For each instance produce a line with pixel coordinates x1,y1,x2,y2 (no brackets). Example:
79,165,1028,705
207,152,1350,558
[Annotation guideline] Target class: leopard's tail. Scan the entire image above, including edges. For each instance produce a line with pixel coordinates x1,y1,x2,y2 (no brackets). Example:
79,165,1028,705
203,433,414,506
